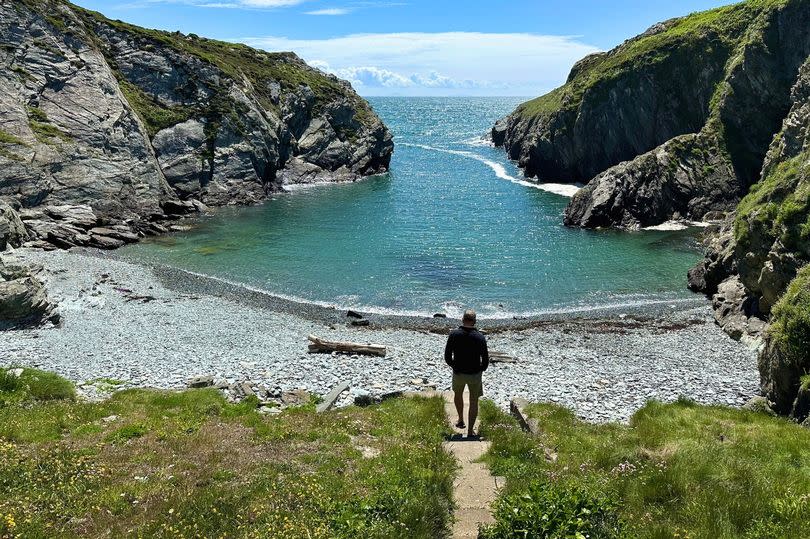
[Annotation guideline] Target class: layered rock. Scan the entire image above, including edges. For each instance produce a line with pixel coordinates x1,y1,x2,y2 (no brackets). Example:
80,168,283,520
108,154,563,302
494,0,810,230
0,0,392,249
0,255,58,329
689,56,810,419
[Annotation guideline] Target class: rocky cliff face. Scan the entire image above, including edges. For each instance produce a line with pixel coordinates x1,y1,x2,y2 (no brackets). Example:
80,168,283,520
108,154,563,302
690,57,810,420
495,0,810,422
0,0,392,251
493,0,810,230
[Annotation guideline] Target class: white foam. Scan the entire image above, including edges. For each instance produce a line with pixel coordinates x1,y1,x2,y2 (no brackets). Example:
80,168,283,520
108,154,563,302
153,264,701,320
643,220,713,231
459,136,495,148
281,173,388,192
401,143,581,197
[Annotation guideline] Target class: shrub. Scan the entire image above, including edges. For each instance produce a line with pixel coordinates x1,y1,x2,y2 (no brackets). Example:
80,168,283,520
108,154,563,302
480,481,625,539
0,369,22,393
21,369,76,401
0,368,75,405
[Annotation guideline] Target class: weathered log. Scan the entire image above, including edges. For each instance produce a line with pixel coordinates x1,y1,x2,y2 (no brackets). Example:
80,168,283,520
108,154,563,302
490,351,518,364
316,381,351,413
307,334,387,357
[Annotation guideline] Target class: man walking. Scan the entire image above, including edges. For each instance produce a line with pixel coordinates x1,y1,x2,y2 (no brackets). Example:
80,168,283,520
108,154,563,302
444,309,489,437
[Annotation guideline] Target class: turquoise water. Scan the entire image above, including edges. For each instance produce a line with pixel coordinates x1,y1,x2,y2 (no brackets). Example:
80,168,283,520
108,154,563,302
121,97,703,317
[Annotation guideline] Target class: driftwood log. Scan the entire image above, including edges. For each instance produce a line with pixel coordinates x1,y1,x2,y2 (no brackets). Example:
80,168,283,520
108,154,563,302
307,335,387,357
490,351,518,364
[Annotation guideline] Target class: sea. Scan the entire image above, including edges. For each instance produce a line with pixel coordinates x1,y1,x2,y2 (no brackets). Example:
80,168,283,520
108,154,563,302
119,97,704,318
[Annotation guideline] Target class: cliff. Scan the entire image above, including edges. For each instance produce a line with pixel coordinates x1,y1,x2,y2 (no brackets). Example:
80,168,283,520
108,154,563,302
495,0,810,422
493,0,809,230
0,0,392,250
690,57,810,420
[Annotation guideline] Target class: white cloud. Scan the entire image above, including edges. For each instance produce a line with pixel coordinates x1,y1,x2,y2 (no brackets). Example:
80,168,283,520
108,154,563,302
305,8,350,15
239,32,601,96
133,0,308,8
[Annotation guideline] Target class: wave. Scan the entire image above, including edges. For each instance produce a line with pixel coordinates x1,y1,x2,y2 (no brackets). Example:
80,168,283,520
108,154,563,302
401,142,581,197
642,220,713,231
148,261,701,320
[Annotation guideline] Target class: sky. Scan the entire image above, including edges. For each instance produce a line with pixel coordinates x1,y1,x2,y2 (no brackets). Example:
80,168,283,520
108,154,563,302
72,0,733,96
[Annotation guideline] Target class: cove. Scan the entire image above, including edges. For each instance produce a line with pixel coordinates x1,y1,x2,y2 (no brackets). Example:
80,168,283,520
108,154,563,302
120,97,703,317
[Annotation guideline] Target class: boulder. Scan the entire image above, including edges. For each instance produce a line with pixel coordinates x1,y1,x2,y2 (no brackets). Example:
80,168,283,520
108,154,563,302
44,205,99,229
0,201,28,250
281,389,310,406
187,375,214,389
711,276,766,340
0,276,56,327
743,396,776,416
89,235,125,250
790,386,810,423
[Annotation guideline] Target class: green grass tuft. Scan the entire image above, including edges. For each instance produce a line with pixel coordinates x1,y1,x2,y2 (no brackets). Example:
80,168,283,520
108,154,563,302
0,129,25,146
479,396,810,538
26,107,72,144
0,368,75,407
766,265,810,362
117,80,195,137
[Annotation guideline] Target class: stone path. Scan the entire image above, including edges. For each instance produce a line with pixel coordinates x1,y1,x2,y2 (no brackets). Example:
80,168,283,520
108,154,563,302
442,391,499,539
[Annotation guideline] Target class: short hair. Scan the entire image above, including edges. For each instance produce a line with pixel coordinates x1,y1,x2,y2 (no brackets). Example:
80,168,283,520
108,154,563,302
462,309,476,324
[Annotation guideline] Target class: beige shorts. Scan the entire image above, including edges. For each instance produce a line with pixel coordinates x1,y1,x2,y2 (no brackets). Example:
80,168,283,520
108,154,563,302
452,372,483,398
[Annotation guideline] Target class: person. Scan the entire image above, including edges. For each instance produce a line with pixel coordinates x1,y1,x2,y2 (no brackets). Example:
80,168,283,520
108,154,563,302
444,309,489,437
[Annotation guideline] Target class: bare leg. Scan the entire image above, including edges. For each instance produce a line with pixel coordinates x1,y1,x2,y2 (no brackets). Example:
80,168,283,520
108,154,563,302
468,395,479,437
454,390,465,425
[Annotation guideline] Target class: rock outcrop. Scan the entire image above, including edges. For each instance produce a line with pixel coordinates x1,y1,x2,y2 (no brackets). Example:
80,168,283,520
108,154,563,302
494,0,810,230
0,255,58,329
0,0,392,249
690,55,810,419
496,0,810,421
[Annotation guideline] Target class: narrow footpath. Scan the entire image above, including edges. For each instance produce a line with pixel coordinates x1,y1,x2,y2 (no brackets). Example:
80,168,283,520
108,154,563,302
442,391,500,539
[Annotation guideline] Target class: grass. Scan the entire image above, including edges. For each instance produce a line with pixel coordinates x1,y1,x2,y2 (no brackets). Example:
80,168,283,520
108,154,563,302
71,3,375,130
0,129,25,146
479,397,810,538
26,107,71,144
0,368,76,407
515,0,787,121
0,370,455,538
766,265,810,364
117,80,195,138
734,148,810,256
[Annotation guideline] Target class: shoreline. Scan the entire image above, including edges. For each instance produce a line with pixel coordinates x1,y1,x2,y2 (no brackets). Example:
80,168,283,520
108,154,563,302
99,245,712,334
0,247,759,422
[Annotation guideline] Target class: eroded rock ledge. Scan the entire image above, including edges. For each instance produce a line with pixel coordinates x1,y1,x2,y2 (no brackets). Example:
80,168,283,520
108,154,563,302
0,0,392,251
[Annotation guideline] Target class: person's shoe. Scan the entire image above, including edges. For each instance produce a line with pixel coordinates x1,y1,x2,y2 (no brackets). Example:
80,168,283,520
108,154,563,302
455,420,466,429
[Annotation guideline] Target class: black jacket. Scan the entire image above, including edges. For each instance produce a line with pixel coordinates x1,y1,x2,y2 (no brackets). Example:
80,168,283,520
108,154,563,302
444,326,489,374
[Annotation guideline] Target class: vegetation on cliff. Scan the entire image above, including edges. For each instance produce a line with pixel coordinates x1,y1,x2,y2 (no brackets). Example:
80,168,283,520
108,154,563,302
499,0,808,230
517,0,781,122
479,398,810,538
0,369,454,538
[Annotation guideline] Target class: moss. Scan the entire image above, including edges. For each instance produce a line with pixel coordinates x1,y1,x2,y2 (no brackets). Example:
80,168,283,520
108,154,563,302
117,79,194,138
766,264,810,364
734,148,809,253
0,129,25,146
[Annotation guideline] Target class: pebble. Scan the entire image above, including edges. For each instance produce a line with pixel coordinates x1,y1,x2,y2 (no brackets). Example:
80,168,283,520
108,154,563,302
0,249,761,423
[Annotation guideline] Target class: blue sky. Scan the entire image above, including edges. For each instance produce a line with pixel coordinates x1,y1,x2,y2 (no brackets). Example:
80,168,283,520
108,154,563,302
73,0,732,96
